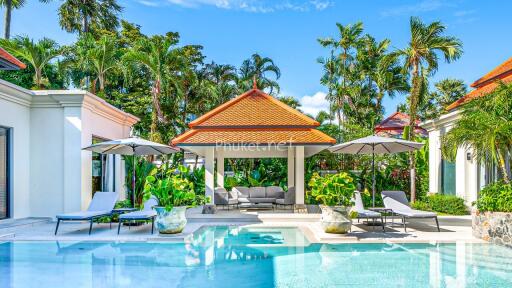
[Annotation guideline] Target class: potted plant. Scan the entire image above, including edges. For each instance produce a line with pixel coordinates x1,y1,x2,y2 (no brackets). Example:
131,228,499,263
142,172,197,234
308,172,357,234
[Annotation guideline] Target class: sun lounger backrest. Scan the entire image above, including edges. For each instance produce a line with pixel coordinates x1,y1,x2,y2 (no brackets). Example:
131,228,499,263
381,191,411,212
352,191,365,212
87,192,118,212
142,196,158,211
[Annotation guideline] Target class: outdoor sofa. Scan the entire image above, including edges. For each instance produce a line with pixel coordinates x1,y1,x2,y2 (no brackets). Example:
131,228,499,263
381,190,440,232
118,196,158,235
55,191,118,235
214,186,290,209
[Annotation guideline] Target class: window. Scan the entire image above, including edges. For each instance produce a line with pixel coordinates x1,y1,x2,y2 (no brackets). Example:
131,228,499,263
0,127,10,219
91,137,116,195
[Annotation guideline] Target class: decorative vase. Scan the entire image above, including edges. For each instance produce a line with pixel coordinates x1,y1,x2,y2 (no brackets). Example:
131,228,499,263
319,205,352,234
154,206,187,234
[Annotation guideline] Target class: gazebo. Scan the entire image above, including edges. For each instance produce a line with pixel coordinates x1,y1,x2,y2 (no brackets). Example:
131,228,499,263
171,85,335,205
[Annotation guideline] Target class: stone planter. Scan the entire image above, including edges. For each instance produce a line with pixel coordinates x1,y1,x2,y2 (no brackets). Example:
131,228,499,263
319,205,352,234
154,206,187,234
472,210,512,247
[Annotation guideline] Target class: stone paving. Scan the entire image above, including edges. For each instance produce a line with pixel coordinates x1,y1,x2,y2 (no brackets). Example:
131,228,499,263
0,208,483,244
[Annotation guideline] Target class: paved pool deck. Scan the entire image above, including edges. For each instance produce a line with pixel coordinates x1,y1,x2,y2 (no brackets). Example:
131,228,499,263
0,208,484,244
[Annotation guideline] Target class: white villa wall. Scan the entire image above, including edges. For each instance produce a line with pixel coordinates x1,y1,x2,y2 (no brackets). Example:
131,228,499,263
0,80,138,218
0,81,31,218
422,110,483,205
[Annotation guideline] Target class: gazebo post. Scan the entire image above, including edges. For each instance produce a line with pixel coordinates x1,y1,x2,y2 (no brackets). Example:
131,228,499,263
204,147,215,204
216,150,224,188
295,146,305,205
287,147,295,189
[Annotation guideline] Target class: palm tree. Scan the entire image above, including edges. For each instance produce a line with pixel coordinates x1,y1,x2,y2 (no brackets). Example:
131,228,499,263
318,22,364,128
0,36,61,88
238,53,280,94
123,34,180,142
203,62,238,104
442,83,512,183
57,0,122,34
1,0,22,39
391,17,463,201
432,78,467,108
80,35,121,92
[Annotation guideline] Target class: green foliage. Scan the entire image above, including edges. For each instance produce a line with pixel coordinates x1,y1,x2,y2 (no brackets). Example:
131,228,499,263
124,156,157,207
142,173,196,212
0,36,62,88
308,172,356,206
476,182,512,212
442,83,512,183
412,194,468,215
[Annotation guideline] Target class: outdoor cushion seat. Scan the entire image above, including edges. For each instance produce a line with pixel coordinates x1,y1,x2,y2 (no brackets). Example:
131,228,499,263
381,190,440,232
55,191,118,235
56,211,112,220
265,186,284,198
246,198,275,203
233,187,250,197
118,196,158,234
249,187,266,198
352,191,385,231
275,187,295,210
392,209,437,218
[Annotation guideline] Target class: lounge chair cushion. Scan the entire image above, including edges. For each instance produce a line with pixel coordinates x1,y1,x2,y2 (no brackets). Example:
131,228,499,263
393,209,437,218
356,209,381,218
119,210,157,220
56,211,111,220
87,192,118,212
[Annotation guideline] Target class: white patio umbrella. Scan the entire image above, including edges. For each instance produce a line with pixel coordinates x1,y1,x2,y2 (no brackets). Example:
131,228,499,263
83,137,180,206
328,135,424,207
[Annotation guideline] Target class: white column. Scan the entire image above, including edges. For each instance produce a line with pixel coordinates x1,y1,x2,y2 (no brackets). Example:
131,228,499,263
428,130,441,194
295,146,304,205
287,147,295,188
204,147,215,204
216,150,224,188
63,106,84,212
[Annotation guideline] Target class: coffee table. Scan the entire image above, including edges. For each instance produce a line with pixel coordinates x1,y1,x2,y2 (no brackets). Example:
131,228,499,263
239,203,274,211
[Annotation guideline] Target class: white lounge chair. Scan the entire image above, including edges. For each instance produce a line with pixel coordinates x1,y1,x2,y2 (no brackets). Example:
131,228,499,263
352,191,385,231
381,190,440,232
55,192,118,235
118,196,158,234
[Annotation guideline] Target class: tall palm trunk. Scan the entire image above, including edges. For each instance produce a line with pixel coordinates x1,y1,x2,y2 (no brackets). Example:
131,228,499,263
3,0,12,39
496,147,511,183
408,63,422,202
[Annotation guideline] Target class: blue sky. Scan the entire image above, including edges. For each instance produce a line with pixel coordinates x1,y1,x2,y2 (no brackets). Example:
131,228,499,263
3,0,511,117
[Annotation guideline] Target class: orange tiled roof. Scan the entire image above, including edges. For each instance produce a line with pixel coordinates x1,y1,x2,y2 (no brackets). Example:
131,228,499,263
471,57,512,88
172,88,335,146
447,73,512,111
374,112,427,137
189,89,319,128
0,47,26,70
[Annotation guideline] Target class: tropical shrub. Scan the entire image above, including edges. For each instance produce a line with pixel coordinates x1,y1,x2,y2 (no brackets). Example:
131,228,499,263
412,194,467,215
142,174,197,211
476,182,512,212
124,156,157,207
308,172,356,206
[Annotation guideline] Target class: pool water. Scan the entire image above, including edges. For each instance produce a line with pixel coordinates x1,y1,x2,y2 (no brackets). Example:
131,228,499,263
1,226,512,287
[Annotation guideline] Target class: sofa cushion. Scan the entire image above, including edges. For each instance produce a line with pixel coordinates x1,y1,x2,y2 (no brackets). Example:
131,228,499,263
233,187,249,197
265,186,283,198
237,197,250,203
249,187,266,198
247,198,275,203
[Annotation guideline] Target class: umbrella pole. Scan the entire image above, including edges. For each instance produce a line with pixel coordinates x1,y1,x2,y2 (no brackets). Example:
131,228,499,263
372,145,376,208
132,152,136,208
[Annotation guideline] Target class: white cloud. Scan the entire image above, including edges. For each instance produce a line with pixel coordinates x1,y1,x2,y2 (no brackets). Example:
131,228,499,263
139,0,333,12
299,91,329,117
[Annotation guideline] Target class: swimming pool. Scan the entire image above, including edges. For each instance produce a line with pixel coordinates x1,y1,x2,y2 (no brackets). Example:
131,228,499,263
1,226,511,287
